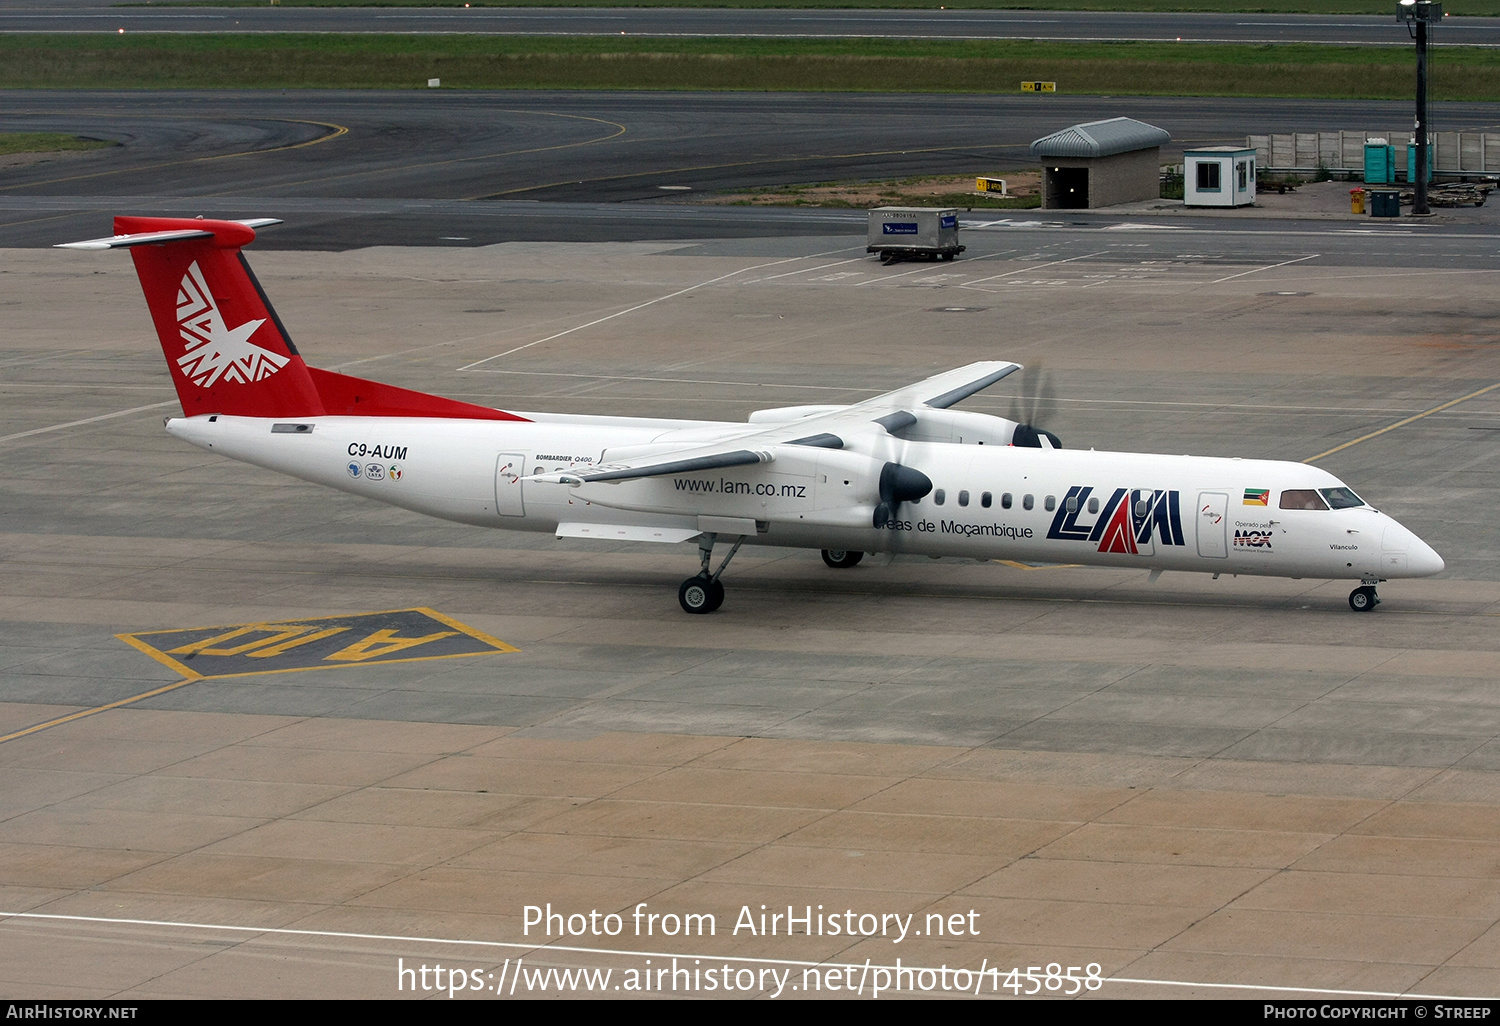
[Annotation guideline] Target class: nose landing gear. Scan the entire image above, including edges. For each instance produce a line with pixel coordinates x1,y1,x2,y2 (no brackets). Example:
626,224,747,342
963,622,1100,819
1349,584,1380,612
821,549,864,569
678,532,744,614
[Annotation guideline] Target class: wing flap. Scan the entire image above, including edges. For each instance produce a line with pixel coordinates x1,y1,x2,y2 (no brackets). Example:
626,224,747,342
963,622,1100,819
556,522,702,543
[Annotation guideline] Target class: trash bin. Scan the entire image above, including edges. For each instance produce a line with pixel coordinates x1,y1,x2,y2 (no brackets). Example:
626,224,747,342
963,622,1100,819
1350,188,1366,214
1367,189,1401,218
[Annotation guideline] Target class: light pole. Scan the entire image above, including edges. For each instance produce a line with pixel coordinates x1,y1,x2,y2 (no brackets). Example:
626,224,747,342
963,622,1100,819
1398,0,1441,215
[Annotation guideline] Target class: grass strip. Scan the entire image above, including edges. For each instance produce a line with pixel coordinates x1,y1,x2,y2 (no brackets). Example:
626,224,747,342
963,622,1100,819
730,190,1042,209
156,1,1500,15
0,132,116,156
2,35,1496,98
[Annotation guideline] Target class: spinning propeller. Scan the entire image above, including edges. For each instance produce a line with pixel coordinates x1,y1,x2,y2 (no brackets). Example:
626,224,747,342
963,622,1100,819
1007,363,1062,449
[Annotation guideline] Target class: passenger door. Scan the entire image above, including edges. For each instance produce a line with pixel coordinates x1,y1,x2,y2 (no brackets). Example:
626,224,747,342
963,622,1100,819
495,453,527,517
1196,491,1228,558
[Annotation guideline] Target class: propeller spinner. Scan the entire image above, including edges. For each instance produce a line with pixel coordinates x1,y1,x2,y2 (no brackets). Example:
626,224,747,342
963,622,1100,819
873,462,933,528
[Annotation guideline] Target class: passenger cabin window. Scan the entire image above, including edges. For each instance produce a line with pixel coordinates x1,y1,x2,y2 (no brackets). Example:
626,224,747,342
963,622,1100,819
1279,489,1328,511
1001,493,1012,509
1088,497,1099,514
1044,495,1056,512
958,490,969,507
934,489,946,506
1022,494,1034,511
981,492,992,508
1320,487,1364,509
1065,496,1078,513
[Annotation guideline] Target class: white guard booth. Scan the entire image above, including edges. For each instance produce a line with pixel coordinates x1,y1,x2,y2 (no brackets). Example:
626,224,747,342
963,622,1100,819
1184,146,1257,207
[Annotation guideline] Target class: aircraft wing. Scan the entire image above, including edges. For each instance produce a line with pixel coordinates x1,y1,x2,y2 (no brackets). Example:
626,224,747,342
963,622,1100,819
848,360,1022,412
735,360,1023,444
535,361,1024,486
544,447,772,485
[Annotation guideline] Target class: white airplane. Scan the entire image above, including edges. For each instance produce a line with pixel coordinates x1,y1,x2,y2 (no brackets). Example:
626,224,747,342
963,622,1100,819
63,216,1444,614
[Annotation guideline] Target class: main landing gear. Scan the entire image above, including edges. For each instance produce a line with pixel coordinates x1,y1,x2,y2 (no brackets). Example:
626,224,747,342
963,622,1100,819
1349,584,1381,612
678,533,745,614
821,549,864,569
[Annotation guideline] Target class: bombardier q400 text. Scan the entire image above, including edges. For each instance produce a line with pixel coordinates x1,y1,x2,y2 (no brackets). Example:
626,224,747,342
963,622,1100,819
63,217,1444,614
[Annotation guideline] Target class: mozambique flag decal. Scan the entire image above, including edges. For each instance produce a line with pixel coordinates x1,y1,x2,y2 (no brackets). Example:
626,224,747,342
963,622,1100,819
1243,488,1270,506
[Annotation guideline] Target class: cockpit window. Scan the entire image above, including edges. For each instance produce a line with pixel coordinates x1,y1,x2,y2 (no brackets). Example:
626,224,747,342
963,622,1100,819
1319,487,1364,509
1279,489,1328,511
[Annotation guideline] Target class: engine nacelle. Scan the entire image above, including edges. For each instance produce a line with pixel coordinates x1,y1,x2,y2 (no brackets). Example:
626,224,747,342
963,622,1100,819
886,408,1020,445
567,445,887,527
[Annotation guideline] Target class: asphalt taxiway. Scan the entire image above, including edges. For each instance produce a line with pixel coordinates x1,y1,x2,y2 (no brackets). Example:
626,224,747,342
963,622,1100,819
4,4,1499,47
7,91,1500,248
2,205,1499,997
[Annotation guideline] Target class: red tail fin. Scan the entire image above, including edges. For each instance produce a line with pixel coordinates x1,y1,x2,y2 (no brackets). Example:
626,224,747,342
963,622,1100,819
110,216,326,418
62,216,528,423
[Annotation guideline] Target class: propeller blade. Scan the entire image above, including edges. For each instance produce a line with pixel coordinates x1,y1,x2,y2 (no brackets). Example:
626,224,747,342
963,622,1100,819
1033,368,1056,432
1007,363,1062,448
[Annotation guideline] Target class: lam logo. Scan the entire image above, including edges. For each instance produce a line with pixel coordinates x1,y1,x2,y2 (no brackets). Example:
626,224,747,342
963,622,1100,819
175,260,289,387
1046,485,1186,554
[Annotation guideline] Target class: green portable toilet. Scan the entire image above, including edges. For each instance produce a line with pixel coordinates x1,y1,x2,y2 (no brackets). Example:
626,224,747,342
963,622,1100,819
1407,143,1434,184
1364,141,1395,184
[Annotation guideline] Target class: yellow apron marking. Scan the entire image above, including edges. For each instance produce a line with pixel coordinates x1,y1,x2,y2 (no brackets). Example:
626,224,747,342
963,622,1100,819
0,608,518,746
1304,381,1500,464
0,117,349,193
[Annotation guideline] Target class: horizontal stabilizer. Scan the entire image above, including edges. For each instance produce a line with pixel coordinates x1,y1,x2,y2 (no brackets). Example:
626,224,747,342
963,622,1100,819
56,219,283,251
58,229,213,251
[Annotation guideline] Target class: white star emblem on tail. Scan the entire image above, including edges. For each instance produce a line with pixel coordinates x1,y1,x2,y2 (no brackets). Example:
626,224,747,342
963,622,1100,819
175,260,288,387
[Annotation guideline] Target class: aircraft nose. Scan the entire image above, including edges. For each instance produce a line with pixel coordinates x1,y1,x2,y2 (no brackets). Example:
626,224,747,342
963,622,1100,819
1408,536,1445,577
1382,519,1444,577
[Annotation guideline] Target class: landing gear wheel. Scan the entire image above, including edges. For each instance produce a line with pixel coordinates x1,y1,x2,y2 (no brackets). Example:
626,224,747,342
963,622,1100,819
821,549,864,569
1349,585,1380,612
679,575,725,614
